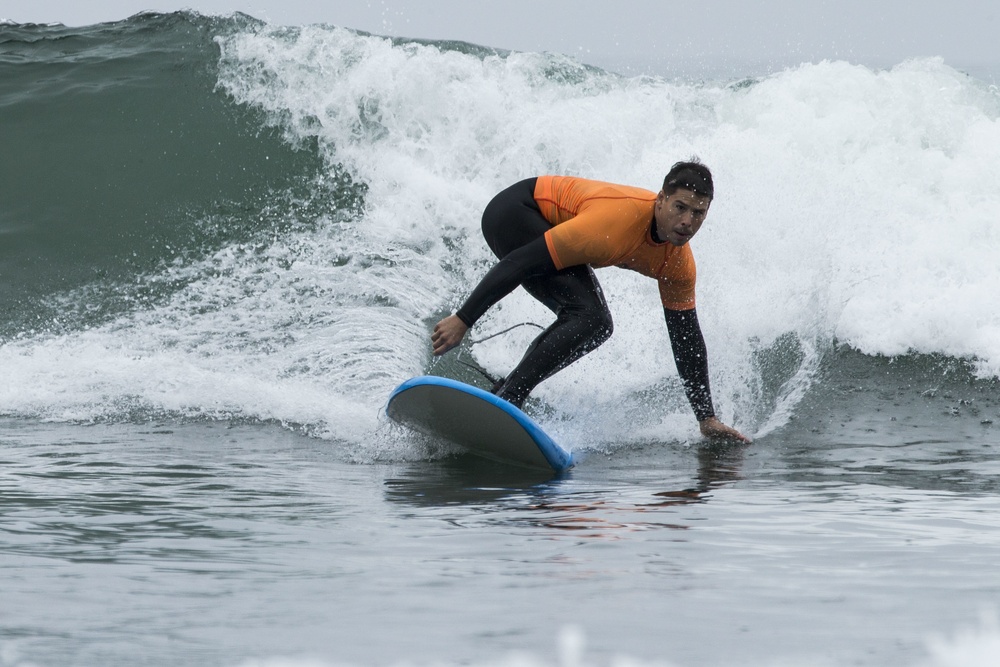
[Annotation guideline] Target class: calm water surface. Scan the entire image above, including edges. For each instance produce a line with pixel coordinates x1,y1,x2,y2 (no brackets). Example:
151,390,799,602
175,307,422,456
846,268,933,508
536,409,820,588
3,409,1000,667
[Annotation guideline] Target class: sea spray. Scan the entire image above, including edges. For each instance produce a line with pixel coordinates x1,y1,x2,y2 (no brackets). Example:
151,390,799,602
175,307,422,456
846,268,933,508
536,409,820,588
2,15,999,452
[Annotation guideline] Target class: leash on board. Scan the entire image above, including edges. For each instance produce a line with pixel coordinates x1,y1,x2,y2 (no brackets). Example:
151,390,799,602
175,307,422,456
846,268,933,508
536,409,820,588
453,322,545,386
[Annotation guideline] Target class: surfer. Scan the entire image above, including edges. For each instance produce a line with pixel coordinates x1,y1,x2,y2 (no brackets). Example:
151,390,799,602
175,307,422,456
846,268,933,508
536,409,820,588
431,161,749,442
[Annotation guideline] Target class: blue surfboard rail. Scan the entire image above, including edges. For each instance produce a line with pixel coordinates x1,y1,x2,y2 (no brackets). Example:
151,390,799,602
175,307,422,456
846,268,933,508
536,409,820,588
387,376,573,472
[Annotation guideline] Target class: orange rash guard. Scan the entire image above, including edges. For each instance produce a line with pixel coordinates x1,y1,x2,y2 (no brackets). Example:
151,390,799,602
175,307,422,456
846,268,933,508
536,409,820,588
533,175,697,311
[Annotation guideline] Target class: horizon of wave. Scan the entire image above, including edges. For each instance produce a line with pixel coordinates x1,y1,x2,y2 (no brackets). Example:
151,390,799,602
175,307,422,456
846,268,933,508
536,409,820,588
211,26,1000,440
1,19,999,451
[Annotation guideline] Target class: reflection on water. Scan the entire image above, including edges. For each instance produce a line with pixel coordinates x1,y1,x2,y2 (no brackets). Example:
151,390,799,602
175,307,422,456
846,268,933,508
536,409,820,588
383,454,570,506
521,442,749,536
383,440,750,537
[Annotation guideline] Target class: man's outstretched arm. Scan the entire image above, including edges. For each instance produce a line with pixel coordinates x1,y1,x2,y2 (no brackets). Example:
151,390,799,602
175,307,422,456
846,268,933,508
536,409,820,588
663,307,750,442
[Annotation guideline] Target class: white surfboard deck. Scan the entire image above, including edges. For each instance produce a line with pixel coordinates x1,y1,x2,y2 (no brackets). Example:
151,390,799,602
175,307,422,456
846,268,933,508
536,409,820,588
386,376,573,473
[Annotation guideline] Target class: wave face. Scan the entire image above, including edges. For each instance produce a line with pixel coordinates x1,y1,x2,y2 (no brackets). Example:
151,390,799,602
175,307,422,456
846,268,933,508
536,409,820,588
2,13,999,449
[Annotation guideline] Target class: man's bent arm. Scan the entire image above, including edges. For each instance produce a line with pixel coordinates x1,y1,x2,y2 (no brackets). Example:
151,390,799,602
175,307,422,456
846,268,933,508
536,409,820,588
663,306,715,421
455,236,557,326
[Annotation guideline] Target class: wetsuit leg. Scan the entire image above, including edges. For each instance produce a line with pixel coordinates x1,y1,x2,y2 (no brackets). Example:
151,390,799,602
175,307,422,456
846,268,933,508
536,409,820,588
480,179,613,407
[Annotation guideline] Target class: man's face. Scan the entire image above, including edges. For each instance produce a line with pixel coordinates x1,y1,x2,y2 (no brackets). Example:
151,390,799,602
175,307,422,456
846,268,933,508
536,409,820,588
654,188,711,246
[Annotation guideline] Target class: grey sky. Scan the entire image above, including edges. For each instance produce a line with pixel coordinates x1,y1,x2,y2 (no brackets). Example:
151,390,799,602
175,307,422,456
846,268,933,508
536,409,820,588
5,0,999,78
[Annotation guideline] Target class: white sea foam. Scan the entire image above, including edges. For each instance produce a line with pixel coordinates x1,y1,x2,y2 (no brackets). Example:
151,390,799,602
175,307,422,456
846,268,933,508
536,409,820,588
215,27,1000,436
3,25,999,452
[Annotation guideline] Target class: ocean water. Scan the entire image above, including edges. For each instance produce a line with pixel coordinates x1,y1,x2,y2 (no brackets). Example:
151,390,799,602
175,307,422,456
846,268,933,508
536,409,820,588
3,11,1000,667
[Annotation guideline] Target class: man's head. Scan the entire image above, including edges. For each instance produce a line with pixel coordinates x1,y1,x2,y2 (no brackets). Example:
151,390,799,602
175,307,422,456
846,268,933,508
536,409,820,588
655,160,714,247
662,160,714,199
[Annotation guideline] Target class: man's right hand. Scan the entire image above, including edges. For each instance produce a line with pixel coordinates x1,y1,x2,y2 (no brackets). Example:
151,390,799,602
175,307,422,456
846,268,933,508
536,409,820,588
699,417,751,443
431,314,469,356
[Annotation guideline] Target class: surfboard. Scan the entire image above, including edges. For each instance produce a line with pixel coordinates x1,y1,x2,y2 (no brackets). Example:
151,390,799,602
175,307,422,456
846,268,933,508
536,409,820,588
386,376,574,473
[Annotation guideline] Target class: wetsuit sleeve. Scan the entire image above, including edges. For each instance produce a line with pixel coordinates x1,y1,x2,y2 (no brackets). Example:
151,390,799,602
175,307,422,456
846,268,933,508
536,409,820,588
663,306,716,421
455,236,557,327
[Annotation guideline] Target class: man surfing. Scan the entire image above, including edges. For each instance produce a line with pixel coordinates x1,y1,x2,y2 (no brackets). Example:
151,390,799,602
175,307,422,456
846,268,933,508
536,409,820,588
431,161,749,443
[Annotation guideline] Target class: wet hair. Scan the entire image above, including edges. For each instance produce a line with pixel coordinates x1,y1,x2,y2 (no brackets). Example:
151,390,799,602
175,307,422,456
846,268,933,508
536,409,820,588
662,160,714,199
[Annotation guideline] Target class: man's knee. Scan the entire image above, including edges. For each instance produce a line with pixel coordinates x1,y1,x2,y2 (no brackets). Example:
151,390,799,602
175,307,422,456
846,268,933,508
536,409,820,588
572,308,613,350
590,310,614,347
